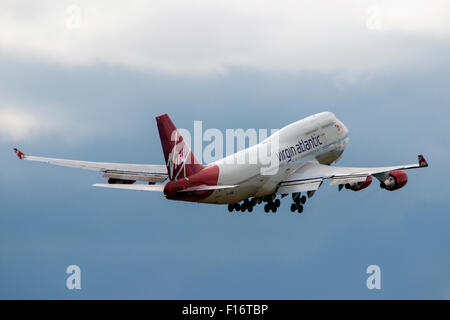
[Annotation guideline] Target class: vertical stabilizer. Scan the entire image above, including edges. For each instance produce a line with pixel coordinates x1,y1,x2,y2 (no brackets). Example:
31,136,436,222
155,114,204,180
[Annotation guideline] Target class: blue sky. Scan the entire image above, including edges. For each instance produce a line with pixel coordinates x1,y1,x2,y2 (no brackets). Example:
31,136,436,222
1,1,449,299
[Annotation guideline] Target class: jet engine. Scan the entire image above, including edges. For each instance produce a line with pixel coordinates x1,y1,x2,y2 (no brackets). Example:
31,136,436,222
345,175,372,191
380,170,408,191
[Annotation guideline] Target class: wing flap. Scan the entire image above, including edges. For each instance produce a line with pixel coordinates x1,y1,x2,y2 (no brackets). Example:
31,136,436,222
277,179,323,194
102,171,167,183
329,175,369,186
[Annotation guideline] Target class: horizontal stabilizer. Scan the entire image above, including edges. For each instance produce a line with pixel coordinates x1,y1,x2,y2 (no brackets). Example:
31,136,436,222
93,184,164,192
178,184,238,192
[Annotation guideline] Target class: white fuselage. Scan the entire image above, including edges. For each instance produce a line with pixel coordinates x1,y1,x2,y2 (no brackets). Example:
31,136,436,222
203,112,349,204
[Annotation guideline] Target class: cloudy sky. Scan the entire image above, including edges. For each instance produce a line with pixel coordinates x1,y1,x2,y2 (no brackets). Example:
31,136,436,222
1,0,449,299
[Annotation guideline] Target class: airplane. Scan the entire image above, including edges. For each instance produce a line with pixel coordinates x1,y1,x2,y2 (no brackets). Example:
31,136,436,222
13,112,428,214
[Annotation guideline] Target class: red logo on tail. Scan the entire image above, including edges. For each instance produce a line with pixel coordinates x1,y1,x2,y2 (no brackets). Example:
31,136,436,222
418,155,428,167
167,131,191,180
156,114,204,181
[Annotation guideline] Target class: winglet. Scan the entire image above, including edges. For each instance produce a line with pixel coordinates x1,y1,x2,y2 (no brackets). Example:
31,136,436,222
418,154,428,167
13,148,26,160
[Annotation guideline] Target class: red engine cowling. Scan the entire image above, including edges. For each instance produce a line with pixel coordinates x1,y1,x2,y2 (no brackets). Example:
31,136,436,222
345,175,373,191
380,170,408,191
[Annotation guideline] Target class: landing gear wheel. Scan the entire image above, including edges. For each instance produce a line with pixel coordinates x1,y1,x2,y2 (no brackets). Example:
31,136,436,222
297,205,303,214
271,205,277,213
241,204,246,212
274,199,280,208
290,203,297,212
264,204,270,213
300,196,307,205
228,204,234,212
248,206,253,213
234,203,241,211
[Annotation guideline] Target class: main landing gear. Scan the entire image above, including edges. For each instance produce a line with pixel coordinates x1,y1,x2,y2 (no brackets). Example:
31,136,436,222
228,198,257,213
263,198,280,213
228,193,308,214
289,192,307,214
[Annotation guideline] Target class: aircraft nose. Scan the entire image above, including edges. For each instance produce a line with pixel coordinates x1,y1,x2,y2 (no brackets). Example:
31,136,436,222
338,121,349,136
343,123,349,136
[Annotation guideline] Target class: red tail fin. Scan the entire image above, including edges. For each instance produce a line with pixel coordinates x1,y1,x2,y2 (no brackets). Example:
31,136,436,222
156,114,204,181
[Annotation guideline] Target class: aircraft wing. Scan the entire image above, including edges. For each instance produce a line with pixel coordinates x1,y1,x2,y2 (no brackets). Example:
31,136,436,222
277,155,428,194
14,148,168,183
93,183,238,192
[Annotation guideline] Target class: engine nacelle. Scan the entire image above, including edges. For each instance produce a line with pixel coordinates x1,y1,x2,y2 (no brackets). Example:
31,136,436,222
380,170,408,191
345,175,372,191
